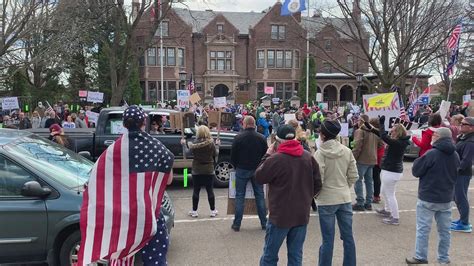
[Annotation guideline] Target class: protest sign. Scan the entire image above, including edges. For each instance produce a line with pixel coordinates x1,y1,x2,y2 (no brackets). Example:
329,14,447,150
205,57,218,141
110,121,127,135
189,92,201,105
264,87,274,94
208,111,220,128
235,91,250,104
85,111,99,124
227,171,267,215
438,100,451,119
463,95,471,106
367,93,396,108
220,112,234,128
2,97,19,110
79,90,88,97
177,90,190,109
169,113,183,129
213,97,227,108
340,123,349,137
363,93,401,128
284,113,296,123
272,98,280,104
316,93,323,102
87,91,104,103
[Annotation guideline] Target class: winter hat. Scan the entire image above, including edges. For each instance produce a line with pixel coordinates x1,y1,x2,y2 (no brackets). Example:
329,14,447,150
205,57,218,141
49,124,62,136
277,124,296,140
321,120,341,140
123,105,147,129
463,117,474,126
435,127,452,139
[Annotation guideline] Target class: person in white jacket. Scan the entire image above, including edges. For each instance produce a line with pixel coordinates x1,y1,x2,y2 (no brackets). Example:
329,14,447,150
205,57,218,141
314,119,359,266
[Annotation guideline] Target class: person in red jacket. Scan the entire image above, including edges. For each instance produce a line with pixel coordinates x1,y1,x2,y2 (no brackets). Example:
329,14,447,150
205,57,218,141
412,113,442,157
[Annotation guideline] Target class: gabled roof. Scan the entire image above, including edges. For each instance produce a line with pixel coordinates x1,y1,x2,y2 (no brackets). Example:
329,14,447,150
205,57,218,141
174,8,265,35
301,16,356,39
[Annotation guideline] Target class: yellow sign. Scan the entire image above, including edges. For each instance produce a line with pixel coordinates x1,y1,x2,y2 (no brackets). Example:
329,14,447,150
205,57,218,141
368,93,396,108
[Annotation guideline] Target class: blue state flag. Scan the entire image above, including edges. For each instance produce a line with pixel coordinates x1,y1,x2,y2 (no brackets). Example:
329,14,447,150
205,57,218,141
281,0,306,16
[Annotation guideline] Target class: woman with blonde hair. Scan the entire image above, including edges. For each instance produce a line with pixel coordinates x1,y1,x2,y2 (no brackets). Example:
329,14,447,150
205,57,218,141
365,116,410,225
287,119,310,152
31,111,42,129
181,125,220,218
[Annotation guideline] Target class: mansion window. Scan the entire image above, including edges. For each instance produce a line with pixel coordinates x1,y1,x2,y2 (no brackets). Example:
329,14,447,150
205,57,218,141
155,21,169,37
146,47,184,67
271,25,286,40
256,82,296,100
147,81,177,102
295,50,300,68
260,49,298,69
217,24,224,33
210,51,232,70
257,50,265,68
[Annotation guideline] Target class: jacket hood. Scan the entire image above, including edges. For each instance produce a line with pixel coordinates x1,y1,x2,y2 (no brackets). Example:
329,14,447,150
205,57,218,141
189,139,213,149
277,140,304,157
318,139,345,159
432,138,456,154
459,132,474,142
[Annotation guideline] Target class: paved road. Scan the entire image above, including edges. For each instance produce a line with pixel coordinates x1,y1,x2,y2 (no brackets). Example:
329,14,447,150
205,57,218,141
165,161,474,265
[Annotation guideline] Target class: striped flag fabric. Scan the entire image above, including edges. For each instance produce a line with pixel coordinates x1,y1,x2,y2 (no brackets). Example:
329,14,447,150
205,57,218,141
77,130,174,265
407,85,419,120
447,23,462,50
392,86,409,122
187,74,195,94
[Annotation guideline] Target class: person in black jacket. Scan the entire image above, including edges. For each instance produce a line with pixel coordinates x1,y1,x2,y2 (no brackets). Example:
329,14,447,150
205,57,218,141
406,128,460,265
451,117,474,233
230,116,268,232
364,116,410,225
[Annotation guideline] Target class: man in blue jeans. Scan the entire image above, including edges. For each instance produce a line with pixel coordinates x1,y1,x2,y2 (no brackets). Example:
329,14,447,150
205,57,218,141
256,125,322,265
231,116,268,231
314,120,359,266
407,128,460,264
452,117,474,233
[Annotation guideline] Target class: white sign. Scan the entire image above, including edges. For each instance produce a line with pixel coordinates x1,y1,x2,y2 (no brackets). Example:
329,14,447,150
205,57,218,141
463,95,471,105
1,97,19,110
228,172,266,199
438,100,451,119
363,93,401,129
111,120,127,135
316,93,323,102
272,98,280,104
87,91,104,103
85,111,99,124
177,90,190,109
213,97,227,108
340,123,349,137
284,113,296,123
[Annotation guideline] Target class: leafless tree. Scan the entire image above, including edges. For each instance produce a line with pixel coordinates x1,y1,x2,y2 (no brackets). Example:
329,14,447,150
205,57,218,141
310,0,464,92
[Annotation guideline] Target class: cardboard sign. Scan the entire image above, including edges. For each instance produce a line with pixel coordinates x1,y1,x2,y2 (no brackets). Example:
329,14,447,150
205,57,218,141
316,93,323,102
264,86,274,94
363,93,401,128
2,97,19,110
177,90,190,109
438,100,451,119
213,97,227,108
340,123,349,137
85,111,99,124
111,120,127,134
189,92,201,105
79,90,88,97
228,172,266,199
284,113,296,123
208,111,219,128
169,113,183,129
235,91,250,104
182,112,195,128
220,112,234,128
87,91,104,103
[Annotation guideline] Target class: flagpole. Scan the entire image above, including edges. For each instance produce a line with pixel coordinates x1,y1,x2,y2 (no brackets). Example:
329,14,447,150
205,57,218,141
305,0,310,104
159,1,164,104
447,77,453,102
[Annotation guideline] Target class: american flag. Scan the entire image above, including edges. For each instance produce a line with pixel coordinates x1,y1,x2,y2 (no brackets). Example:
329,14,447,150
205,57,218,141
447,23,462,50
45,101,54,114
187,74,195,94
407,84,419,120
392,86,409,122
78,130,174,265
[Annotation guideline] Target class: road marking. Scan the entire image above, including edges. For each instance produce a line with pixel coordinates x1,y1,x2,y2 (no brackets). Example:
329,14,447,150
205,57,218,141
175,206,474,224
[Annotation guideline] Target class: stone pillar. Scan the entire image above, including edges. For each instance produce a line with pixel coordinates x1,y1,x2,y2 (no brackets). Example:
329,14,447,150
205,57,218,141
353,86,357,103
337,87,341,104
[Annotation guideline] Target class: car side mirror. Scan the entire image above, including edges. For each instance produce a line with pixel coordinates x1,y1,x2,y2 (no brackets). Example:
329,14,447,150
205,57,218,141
21,181,52,198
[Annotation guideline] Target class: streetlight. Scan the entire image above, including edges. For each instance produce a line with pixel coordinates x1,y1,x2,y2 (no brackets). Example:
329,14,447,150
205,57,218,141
179,70,187,90
355,72,363,102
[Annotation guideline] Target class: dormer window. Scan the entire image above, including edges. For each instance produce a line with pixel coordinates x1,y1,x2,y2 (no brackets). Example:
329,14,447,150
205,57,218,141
217,24,224,34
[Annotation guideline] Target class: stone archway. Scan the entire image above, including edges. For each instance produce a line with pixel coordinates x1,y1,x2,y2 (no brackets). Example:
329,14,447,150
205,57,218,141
340,85,354,102
323,85,337,101
213,84,229,97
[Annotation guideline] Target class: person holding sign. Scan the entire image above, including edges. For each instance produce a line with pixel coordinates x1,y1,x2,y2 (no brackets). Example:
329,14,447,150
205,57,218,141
181,126,220,218
364,116,410,225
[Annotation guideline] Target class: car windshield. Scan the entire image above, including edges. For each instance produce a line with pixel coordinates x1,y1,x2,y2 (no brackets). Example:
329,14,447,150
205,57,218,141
4,134,93,189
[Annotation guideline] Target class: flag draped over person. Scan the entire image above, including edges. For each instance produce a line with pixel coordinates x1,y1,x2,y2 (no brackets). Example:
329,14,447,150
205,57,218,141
78,106,174,265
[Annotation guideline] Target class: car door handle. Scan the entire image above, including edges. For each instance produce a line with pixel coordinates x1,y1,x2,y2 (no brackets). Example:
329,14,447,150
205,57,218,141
104,140,114,146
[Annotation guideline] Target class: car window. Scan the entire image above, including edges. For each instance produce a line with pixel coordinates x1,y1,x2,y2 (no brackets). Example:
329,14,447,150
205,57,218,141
0,156,36,197
105,113,127,135
4,135,93,189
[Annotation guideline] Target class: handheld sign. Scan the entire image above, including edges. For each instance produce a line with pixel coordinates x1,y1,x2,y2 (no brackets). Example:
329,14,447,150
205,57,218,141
177,90,190,109
208,111,220,128
2,97,19,110
189,92,201,105
220,112,234,128
169,113,183,130
214,97,227,108
87,91,104,103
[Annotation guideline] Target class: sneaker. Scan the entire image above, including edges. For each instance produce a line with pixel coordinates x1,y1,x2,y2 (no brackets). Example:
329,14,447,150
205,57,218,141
373,196,381,203
210,209,218,217
451,220,473,228
352,204,365,212
382,217,399,225
450,222,472,233
375,208,391,217
188,210,198,218
405,257,428,264
364,204,373,211
231,224,240,232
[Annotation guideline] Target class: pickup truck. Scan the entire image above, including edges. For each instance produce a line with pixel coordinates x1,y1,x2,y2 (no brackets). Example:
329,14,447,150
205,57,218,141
28,107,238,187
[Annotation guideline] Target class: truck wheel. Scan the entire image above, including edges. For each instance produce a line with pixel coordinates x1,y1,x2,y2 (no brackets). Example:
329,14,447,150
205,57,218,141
214,155,234,188
59,230,81,266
